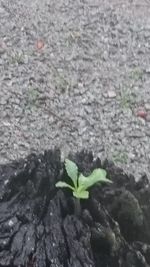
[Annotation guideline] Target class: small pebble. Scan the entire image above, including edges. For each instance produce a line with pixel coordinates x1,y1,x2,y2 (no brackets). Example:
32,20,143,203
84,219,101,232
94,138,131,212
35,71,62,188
36,40,45,50
145,113,150,122
145,103,150,110
107,90,117,98
145,68,150,74
136,110,147,120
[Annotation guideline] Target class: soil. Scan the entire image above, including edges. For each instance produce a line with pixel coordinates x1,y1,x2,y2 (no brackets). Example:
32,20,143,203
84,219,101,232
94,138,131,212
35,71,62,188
0,149,150,267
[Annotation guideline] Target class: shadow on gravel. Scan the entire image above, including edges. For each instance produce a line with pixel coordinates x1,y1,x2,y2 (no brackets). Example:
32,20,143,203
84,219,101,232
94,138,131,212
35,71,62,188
0,149,149,266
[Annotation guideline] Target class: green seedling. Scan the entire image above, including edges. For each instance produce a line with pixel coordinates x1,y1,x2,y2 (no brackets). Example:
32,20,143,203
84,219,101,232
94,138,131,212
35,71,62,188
25,88,40,111
130,68,143,82
56,159,112,199
56,159,112,216
119,89,135,109
11,52,24,64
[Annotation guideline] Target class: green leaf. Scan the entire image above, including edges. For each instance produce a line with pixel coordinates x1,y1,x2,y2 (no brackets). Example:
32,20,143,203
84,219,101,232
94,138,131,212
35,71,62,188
65,159,78,188
78,168,112,191
73,190,89,199
55,181,74,191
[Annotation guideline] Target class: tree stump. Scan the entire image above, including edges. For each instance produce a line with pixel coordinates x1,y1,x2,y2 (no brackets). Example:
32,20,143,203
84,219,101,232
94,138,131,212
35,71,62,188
0,149,149,267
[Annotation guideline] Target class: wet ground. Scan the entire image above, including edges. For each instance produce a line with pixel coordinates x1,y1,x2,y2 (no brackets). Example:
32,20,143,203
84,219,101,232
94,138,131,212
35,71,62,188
0,0,150,179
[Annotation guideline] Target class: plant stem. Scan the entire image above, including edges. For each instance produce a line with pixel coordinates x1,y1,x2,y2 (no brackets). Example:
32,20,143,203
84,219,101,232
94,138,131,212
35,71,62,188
74,198,81,217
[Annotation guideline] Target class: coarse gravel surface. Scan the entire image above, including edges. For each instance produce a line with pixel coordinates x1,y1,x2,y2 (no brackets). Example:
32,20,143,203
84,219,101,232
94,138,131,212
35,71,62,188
0,0,150,179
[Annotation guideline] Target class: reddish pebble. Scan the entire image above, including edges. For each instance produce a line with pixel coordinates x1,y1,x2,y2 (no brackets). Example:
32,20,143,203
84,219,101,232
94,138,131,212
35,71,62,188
36,40,44,50
137,110,147,119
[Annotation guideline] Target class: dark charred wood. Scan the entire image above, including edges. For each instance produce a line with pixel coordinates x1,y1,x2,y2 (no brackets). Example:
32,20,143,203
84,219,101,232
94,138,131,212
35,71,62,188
0,149,149,267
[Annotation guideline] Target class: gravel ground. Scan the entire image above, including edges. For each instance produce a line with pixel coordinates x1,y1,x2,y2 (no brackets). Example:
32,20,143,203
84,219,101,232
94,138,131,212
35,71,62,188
0,0,150,179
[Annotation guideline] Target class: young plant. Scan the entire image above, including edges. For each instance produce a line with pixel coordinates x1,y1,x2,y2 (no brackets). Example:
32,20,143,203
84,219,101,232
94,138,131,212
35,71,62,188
56,159,112,215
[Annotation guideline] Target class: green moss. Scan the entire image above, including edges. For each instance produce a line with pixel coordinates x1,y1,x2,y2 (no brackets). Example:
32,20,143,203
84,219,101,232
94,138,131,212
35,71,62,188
112,151,128,164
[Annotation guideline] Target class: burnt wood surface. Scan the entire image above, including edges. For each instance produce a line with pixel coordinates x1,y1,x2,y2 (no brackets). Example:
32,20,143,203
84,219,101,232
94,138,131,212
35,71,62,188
0,150,149,267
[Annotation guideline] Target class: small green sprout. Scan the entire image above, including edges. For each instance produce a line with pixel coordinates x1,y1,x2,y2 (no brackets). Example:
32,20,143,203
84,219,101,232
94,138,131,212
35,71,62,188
56,159,112,199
